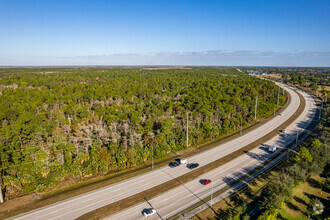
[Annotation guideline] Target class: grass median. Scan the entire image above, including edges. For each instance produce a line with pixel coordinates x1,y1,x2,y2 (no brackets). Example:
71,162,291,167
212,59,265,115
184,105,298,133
76,90,304,219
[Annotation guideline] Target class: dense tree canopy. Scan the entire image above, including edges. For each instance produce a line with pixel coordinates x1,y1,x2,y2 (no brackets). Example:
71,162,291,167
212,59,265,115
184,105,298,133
0,67,285,197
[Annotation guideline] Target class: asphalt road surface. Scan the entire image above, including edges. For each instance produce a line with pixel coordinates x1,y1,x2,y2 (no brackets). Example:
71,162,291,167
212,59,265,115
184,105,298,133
12,85,314,220
107,86,316,220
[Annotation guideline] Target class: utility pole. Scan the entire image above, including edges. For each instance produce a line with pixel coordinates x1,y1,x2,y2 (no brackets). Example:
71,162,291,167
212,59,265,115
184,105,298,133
61,149,64,173
255,96,258,119
240,118,242,135
186,112,189,148
211,178,213,208
0,182,3,203
326,93,328,114
152,145,154,169
277,87,280,106
319,102,322,120
274,105,276,116
296,130,299,144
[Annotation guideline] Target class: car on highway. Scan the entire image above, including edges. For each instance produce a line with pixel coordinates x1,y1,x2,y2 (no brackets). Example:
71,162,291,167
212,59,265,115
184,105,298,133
143,208,156,217
169,161,180,168
175,158,187,164
279,113,284,116
187,163,199,169
200,179,211,185
268,145,277,152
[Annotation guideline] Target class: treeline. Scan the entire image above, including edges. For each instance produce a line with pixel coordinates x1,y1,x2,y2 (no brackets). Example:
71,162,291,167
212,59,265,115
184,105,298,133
241,67,330,88
241,67,330,98
0,67,285,197
257,136,329,219
281,72,329,94
255,111,330,219
213,119,329,220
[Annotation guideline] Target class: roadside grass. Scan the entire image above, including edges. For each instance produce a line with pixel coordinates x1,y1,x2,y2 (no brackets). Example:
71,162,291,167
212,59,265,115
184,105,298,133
169,91,307,220
188,170,277,220
279,176,329,220
1,90,294,219
188,173,328,220
185,95,327,220
279,208,308,220
77,91,302,220
180,197,232,220
176,96,326,220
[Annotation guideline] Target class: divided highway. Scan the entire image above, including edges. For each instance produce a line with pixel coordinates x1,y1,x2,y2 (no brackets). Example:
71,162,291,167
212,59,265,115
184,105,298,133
107,86,316,220
12,84,315,220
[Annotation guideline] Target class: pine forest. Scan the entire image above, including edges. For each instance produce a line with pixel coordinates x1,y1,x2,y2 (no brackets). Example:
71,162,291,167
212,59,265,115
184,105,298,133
0,67,285,197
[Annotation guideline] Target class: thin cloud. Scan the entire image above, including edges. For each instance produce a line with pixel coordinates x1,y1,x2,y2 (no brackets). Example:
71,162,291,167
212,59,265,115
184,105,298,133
1,50,330,66
69,50,330,59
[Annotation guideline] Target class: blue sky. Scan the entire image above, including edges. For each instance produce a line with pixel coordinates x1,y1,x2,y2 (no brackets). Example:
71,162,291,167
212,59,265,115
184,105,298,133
1,0,329,66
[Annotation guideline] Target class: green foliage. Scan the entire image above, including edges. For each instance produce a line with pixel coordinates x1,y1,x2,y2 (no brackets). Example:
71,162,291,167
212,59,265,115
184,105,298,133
0,67,284,196
323,177,330,192
285,164,307,184
295,147,313,164
242,214,250,220
258,123,330,218
257,210,278,220
310,139,322,149
307,198,324,216
310,82,318,90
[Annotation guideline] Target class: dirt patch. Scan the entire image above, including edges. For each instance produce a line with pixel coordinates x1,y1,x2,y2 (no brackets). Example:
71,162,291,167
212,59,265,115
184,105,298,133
76,91,305,220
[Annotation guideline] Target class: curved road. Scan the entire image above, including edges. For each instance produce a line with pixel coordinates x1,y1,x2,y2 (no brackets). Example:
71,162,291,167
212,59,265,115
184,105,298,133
107,86,316,220
12,84,313,220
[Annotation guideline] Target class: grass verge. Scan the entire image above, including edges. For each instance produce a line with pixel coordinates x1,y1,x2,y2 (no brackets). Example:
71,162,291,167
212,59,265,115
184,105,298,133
182,97,323,220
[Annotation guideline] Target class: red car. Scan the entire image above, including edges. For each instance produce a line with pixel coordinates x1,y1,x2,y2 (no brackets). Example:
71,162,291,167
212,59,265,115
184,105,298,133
201,179,211,185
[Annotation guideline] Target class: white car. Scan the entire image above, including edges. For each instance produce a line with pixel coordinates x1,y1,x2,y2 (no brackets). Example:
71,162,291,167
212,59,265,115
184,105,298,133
279,113,283,116
280,129,287,133
180,158,187,164
268,145,277,152
143,208,156,217
175,158,187,164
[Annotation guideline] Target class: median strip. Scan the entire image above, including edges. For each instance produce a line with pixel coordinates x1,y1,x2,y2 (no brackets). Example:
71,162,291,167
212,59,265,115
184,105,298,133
76,89,305,220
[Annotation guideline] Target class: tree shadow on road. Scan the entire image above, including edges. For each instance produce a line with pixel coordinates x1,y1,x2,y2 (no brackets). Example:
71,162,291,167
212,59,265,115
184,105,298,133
143,197,164,220
162,169,216,213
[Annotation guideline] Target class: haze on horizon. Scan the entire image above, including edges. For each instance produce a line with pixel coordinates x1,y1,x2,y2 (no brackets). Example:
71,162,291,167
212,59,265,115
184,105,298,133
1,0,330,67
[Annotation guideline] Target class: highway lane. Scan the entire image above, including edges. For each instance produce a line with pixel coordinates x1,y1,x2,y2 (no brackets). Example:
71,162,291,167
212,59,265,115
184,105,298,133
12,84,302,220
107,87,317,220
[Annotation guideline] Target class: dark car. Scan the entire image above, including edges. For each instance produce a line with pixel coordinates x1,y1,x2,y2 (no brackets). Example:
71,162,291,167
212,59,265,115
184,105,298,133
169,161,180,168
187,163,199,169
143,208,156,217
201,179,211,185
